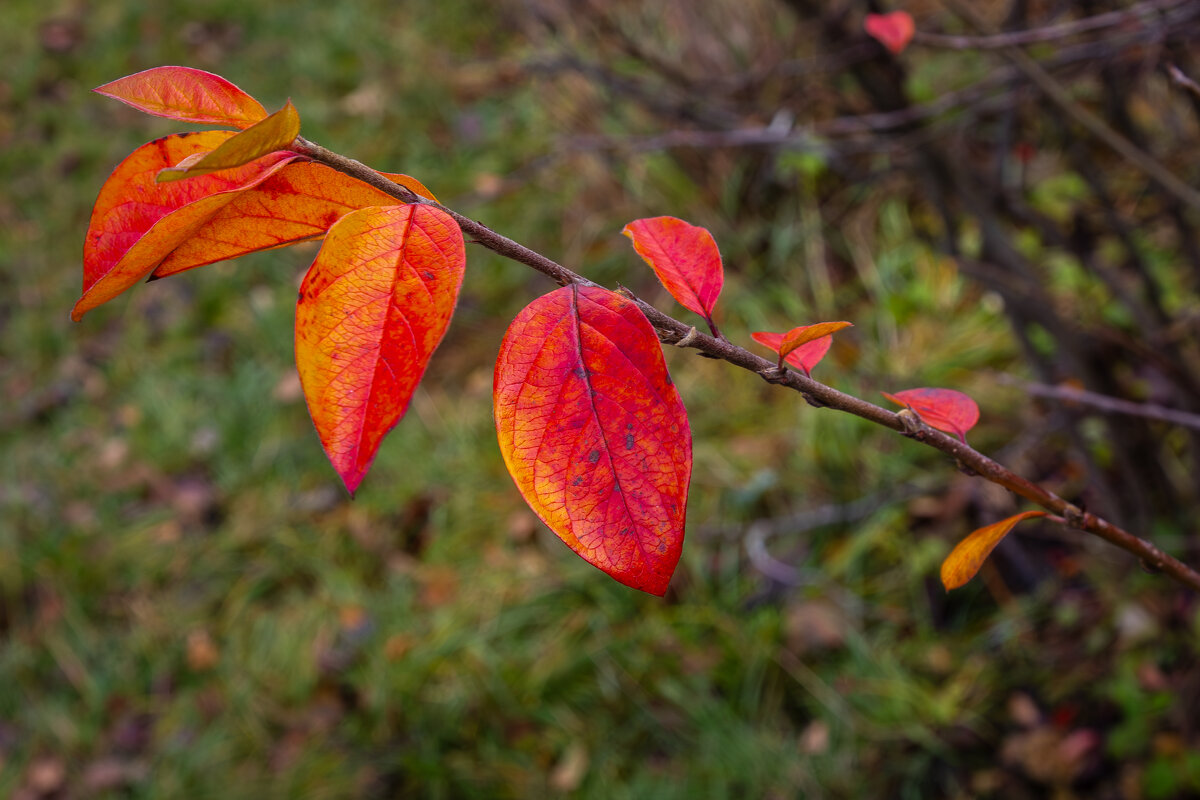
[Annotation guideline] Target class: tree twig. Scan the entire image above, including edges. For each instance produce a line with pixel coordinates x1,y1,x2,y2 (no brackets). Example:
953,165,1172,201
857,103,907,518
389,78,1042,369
1005,377,1200,432
915,0,1188,50
942,0,1200,215
290,135,1200,594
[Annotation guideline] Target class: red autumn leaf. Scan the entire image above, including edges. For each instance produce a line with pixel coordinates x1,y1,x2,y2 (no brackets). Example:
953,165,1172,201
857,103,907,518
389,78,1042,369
882,387,980,442
152,167,440,279
623,216,724,329
751,322,851,375
864,11,916,55
295,204,466,495
941,511,1048,590
72,131,299,320
95,66,268,129
157,100,300,182
494,284,692,596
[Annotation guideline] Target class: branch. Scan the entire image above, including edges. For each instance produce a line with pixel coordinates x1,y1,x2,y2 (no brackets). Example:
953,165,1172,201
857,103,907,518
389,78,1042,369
290,136,1200,594
915,0,1189,50
942,0,1200,215
1007,377,1200,432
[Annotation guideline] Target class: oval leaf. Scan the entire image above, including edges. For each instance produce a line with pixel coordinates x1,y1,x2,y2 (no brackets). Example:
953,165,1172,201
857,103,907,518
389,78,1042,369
73,132,298,320
95,66,268,129
153,167,439,279
864,11,915,55
494,285,692,596
157,100,300,182
295,204,466,495
623,216,723,326
941,511,1048,590
751,327,839,375
882,387,980,442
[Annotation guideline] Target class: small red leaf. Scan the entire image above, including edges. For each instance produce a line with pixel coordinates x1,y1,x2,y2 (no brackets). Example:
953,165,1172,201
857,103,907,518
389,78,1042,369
751,322,850,375
494,285,692,596
882,387,980,442
156,100,300,182
95,66,268,129
623,216,723,327
295,205,466,495
73,132,298,320
941,511,1048,590
864,11,915,55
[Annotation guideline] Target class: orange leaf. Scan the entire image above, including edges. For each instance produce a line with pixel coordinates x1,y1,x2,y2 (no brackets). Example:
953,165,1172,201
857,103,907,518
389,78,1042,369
295,204,466,495
779,321,852,360
751,322,850,375
152,167,439,279
941,511,1048,590
156,101,300,182
73,132,298,320
882,387,980,442
152,164,407,278
383,172,438,204
864,11,915,55
494,285,692,596
95,66,268,129
623,216,723,326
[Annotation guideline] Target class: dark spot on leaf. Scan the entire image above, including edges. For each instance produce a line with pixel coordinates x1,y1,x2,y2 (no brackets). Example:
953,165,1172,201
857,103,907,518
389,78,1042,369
573,365,586,380
422,270,434,281
657,542,666,553
572,476,583,486
625,433,634,450
620,527,631,537
587,449,600,464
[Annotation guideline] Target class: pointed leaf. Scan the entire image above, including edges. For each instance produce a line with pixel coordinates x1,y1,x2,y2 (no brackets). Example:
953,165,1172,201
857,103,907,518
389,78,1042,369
778,321,852,360
623,216,723,325
95,66,268,129
295,204,466,495
882,387,980,442
748,326,835,376
865,11,915,55
494,285,692,596
157,100,300,182
73,132,298,320
153,167,439,279
383,172,438,204
941,511,1048,590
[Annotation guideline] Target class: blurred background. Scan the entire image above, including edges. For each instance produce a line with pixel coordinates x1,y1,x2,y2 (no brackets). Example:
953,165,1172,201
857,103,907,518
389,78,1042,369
3,0,1199,797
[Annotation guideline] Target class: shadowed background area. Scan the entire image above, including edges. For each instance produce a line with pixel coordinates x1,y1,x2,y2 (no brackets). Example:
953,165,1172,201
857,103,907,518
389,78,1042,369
2,0,1199,797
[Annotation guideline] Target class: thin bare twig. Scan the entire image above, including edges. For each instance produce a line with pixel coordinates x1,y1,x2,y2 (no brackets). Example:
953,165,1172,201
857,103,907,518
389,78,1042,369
942,0,1200,215
915,0,1188,50
1006,378,1200,432
289,136,1200,594
1168,63,1200,98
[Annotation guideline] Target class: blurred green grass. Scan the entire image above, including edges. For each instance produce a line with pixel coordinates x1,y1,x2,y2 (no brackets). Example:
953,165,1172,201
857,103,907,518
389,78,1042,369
2,1,1198,798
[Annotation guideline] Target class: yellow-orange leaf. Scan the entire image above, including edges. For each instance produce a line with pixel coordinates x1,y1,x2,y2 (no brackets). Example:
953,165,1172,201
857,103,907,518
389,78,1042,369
73,132,298,320
95,66,268,129
778,321,852,361
157,101,300,183
941,511,1048,590
295,205,466,495
383,172,438,203
152,163,415,278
